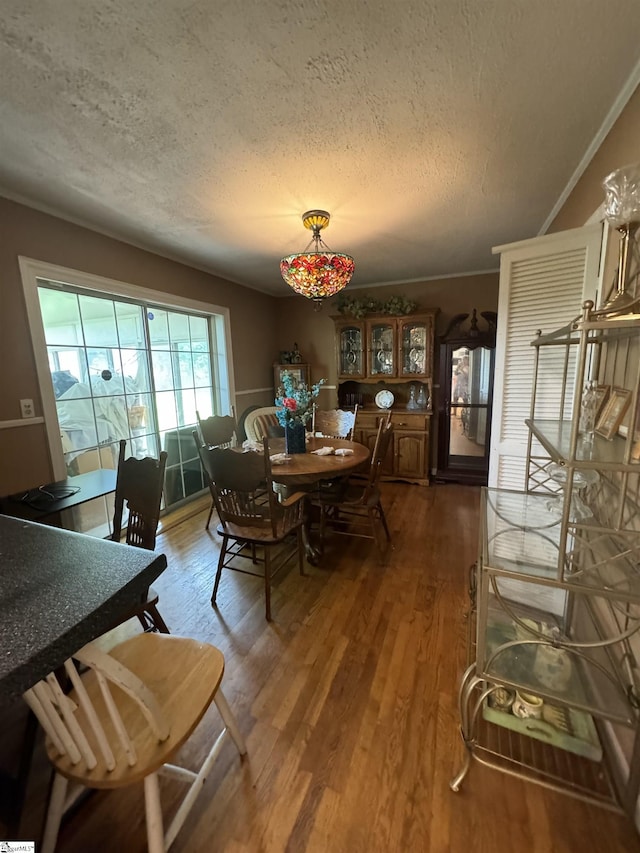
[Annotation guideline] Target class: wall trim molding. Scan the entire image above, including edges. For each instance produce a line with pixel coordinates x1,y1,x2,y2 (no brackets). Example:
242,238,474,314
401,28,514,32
0,417,45,430
539,56,640,236
236,384,337,396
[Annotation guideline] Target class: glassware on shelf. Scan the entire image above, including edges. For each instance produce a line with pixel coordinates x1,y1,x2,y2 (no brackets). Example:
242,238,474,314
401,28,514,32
579,380,598,440
339,325,362,376
402,322,427,375
416,385,427,408
370,323,394,375
406,385,419,410
545,463,600,520
600,162,640,315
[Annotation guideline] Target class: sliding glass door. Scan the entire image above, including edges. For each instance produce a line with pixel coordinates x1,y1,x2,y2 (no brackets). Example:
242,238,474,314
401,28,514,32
37,281,229,515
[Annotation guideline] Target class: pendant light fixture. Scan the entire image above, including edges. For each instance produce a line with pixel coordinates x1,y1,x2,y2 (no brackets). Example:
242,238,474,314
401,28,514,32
280,210,355,308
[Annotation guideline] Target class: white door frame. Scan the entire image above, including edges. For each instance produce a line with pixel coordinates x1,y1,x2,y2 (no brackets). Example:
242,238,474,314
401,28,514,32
19,256,235,481
488,223,604,488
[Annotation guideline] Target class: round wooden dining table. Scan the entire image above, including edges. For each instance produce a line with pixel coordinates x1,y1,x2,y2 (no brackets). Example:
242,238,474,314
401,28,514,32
267,436,370,485
266,436,370,563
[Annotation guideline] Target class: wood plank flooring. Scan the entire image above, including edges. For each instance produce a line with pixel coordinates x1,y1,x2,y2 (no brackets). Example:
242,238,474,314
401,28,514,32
13,484,640,851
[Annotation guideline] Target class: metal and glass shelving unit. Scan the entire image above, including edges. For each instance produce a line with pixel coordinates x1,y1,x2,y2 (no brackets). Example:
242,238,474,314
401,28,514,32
451,298,640,817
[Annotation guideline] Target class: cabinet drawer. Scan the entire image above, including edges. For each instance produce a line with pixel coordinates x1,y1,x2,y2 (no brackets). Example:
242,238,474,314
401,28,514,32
357,412,390,429
389,412,429,431
358,411,429,430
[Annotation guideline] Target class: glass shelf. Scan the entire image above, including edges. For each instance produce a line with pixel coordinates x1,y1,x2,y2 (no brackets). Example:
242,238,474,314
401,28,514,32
456,298,640,814
532,312,640,345
483,488,640,601
483,488,563,581
526,420,634,468
476,592,638,725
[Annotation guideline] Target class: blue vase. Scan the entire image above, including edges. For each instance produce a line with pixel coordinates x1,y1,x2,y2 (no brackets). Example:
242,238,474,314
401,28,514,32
285,421,306,454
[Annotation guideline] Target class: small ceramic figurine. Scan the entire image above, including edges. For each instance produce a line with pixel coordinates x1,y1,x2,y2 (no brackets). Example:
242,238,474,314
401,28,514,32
291,343,302,364
512,691,544,719
488,686,515,712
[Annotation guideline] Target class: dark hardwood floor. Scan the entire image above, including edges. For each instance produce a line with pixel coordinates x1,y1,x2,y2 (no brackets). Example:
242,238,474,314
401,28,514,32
11,483,640,851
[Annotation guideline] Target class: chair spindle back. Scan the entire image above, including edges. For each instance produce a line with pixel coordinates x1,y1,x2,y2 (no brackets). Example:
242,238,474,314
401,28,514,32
112,441,167,550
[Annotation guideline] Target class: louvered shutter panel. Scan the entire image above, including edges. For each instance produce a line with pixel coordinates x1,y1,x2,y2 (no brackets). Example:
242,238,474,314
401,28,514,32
489,224,603,489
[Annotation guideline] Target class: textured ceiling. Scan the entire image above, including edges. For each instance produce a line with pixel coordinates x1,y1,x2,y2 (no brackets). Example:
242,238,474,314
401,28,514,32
1,1,640,297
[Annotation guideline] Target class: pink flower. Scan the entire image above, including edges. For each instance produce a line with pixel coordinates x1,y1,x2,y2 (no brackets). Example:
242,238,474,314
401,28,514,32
283,397,297,411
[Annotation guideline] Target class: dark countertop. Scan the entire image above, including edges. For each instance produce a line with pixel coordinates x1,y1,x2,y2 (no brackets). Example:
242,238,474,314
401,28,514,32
0,514,167,705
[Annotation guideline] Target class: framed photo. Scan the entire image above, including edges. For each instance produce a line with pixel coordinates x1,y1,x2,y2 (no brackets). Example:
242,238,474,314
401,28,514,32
273,363,310,391
626,392,640,460
595,387,632,440
594,385,610,419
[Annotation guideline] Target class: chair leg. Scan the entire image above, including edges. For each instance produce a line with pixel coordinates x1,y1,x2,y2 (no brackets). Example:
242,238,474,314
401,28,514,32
264,547,272,621
378,501,391,542
369,508,387,560
205,499,215,530
142,602,171,634
211,537,228,605
297,526,305,575
41,772,68,853
144,772,165,853
214,688,247,756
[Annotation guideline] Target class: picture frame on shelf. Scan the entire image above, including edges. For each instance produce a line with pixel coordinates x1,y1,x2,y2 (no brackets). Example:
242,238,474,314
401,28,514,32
616,388,640,438
594,385,610,420
273,363,310,391
625,392,640,461
595,387,632,440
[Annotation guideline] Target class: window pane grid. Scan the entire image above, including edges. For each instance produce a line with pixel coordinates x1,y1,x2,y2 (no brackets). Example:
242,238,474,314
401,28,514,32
38,283,225,524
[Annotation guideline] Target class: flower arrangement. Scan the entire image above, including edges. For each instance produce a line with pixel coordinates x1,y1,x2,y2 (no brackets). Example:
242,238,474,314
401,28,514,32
336,293,417,318
275,371,326,427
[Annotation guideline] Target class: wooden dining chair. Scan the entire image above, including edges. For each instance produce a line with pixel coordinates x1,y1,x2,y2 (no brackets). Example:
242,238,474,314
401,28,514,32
196,407,237,449
23,632,246,853
312,404,359,440
195,410,238,530
198,438,307,620
112,440,170,633
318,419,394,559
243,407,283,443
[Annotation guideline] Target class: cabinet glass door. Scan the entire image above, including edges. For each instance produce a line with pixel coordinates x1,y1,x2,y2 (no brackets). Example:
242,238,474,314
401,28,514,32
368,322,395,376
399,318,431,377
338,324,364,378
450,345,492,456
437,342,495,484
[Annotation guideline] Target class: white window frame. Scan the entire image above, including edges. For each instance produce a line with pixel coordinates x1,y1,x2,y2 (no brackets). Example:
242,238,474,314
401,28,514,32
19,256,235,481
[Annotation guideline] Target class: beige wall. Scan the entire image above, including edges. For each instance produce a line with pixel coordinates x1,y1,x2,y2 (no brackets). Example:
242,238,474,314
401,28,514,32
274,272,500,398
8,76,637,494
0,197,279,493
274,272,499,472
549,85,640,233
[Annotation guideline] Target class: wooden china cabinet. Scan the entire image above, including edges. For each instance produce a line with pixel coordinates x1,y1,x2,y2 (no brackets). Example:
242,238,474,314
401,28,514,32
333,311,437,485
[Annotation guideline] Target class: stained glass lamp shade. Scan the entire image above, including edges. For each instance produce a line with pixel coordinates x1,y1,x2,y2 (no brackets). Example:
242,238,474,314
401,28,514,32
280,210,355,307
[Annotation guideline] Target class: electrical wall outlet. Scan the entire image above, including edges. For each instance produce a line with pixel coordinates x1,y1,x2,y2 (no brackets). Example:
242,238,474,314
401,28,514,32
20,398,35,418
